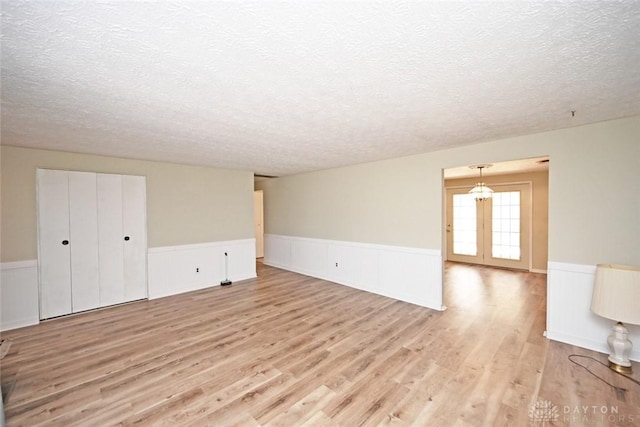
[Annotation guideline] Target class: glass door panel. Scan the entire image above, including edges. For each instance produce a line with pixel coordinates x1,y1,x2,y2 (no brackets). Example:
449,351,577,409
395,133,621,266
447,183,530,270
446,189,482,264
491,191,521,260
452,193,478,256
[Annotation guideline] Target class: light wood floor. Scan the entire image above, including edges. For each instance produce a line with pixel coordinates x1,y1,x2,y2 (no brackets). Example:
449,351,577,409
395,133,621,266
1,262,638,426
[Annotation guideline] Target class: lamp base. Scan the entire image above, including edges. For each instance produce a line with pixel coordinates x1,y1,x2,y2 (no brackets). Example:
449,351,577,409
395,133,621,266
608,360,632,374
606,322,633,374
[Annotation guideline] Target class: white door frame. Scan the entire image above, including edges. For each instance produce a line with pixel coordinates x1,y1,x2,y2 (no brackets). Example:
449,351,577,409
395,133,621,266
254,190,264,258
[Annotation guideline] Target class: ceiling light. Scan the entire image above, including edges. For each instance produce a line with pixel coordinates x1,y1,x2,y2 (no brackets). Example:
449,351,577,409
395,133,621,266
468,164,493,201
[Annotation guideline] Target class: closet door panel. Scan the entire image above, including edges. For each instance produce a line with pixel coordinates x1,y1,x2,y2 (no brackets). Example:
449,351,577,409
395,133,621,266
122,175,148,301
97,174,125,307
37,169,72,319
68,171,100,312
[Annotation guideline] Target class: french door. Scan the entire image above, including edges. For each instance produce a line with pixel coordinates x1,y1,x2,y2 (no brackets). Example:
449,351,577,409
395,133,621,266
446,183,531,270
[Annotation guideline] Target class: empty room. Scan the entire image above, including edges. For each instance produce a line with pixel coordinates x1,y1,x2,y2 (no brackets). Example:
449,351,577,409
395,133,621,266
1,1,639,426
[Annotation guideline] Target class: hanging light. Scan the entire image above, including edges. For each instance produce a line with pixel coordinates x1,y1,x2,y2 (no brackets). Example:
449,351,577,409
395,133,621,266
469,164,494,201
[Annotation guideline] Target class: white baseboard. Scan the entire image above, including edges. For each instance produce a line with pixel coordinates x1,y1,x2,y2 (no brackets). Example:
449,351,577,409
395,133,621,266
7,251,625,364
544,330,640,361
148,238,256,299
264,234,444,311
546,261,640,362
1,239,257,331
1,260,40,331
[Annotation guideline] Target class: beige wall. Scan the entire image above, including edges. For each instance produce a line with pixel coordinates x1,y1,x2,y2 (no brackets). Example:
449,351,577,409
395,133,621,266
258,116,640,267
445,171,549,271
257,154,434,248
1,146,254,262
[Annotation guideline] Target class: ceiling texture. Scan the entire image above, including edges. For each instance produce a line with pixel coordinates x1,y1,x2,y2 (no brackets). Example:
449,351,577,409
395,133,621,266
2,1,639,177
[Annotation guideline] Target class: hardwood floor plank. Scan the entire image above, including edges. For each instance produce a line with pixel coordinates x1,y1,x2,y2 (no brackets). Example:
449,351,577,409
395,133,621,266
535,341,640,426
159,365,281,425
381,359,454,426
264,385,335,427
299,410,333,426
185,373,296,426
1,261,637,426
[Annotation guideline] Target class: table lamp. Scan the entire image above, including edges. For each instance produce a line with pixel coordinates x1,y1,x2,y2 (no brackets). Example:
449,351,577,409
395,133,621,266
590,264,640,373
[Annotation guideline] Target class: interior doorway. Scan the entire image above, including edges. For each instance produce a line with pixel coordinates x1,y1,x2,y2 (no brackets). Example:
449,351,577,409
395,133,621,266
443,156,549,273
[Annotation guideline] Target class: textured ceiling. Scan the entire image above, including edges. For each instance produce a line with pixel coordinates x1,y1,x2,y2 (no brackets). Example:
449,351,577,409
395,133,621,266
2,1,640,176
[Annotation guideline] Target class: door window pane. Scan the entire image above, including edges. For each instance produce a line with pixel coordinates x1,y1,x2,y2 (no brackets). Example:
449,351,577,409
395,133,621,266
453,193,477,256
492,191,521,260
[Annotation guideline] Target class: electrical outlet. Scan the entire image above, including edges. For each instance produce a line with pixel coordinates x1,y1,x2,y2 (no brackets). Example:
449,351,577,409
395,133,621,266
196,267,200,273
335,262,338,267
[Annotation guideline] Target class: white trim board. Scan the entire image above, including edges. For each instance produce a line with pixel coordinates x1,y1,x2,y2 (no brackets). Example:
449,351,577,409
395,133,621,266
148,238,256,253
546,261,640,361
1,238,257,331
148,238,257,299
1,260,38,270
263,234,444,311
1,260,40,331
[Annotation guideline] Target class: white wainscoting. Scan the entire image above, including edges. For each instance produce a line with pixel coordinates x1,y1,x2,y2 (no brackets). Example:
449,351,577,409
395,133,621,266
0,239,256,331
546,261,640,361
1,260,40,331
264,234,444,311
148,238,256,299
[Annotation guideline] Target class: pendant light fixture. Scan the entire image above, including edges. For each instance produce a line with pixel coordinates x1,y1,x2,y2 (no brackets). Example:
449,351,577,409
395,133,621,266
469,164,494,201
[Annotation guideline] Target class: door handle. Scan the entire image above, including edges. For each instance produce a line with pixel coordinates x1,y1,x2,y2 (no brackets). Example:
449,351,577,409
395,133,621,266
62,240,69,245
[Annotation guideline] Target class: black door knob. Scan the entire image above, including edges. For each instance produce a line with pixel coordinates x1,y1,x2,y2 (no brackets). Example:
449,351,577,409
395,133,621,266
62,240,69,245
124,236,130,241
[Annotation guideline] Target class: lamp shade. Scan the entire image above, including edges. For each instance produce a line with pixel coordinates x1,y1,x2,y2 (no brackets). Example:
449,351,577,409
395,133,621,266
591,264,640,325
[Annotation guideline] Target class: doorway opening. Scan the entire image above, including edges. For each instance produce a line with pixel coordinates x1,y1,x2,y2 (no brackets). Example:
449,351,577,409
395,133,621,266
443,156,548,271
442,155,549,310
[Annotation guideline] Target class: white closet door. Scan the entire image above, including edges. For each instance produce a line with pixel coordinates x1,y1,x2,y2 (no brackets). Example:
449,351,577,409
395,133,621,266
97,174,125,307
122,175,147,301
37,169,72,319
68,171,100,312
